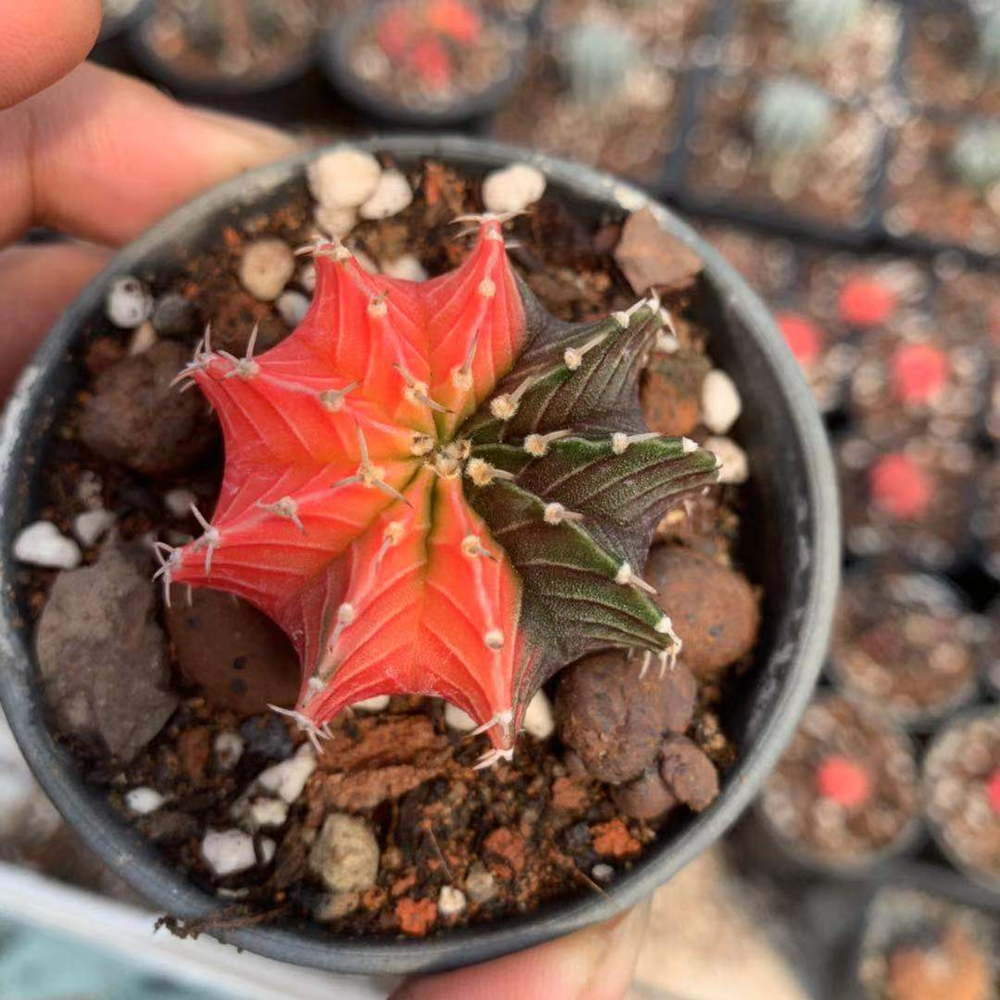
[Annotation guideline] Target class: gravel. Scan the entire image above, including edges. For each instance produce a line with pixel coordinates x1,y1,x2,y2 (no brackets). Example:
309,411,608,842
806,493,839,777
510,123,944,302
277,290,310,327
105,276,153,328
701,369,743,434
14,522,81,569
239,238,296,302
308,814,379,894
359,169,413,220
255,744,317,804
201,828,258,877
125,787,165,815
482,162,546,214
307,147,382,209
72,509,116,548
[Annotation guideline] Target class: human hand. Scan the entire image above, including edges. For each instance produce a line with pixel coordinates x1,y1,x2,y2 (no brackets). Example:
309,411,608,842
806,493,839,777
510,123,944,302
0,0,297,401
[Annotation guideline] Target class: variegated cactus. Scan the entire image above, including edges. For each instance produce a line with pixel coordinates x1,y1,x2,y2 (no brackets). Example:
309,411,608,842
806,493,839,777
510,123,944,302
159,213,719,767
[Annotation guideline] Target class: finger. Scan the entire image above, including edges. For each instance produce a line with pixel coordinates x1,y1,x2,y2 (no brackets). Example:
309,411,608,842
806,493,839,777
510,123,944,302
0,242,111,401
391,901,651,1000
0,0,101,109
0,63,299,247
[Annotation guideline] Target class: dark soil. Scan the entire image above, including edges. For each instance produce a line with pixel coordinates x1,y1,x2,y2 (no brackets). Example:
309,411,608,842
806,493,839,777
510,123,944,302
22,156,757,939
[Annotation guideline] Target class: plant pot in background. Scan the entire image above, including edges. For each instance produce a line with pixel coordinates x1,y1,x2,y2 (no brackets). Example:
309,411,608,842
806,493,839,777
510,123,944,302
0,136,839,974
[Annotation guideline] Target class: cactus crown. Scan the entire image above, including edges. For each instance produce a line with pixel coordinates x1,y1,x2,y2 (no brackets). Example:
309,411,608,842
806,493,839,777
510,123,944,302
784,0,866,48
751,76,834,160
164,213,719,766
559,21,639,108
950,121,1000,191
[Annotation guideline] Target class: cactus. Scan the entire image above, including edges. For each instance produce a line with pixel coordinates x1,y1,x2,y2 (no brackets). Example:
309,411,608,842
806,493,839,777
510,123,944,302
163,215,719,766
559,22,639,108
950,121,1000,191
752,77,834,161
971,0,1000,77
784,0,866,48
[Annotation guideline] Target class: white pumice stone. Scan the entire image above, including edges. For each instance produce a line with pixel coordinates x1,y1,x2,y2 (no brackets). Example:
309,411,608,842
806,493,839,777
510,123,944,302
298,263,317,293
277,290,310,327
706,436,749,484
124,787,165,815
13,522,81,570
239,238,295,302
522,690,555,739
308,147,383,209
359,169,413,220
444,702,477,732
201,829,257,877
105,276,153,328
314,204,357,240
127,321,158,356
164,488,198,519
214,731,244,771
260,838,276,865
248,797,289,828
72,509,116,547
482,162,546,214
438,885,467,918
255,744,316,804
701,369,743,434
381,254,428,282
353,695,391,712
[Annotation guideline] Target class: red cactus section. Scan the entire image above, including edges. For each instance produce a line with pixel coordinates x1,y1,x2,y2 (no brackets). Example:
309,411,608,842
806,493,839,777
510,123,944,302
890,342,950,405
775,313,823,368
988,769,1000,815
815,754,872,809
869,452,933,521
838,276,897,328
169,220,531,760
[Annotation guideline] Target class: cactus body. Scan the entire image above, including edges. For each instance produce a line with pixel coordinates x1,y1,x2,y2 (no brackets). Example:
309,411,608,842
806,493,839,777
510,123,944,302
560,22,638,108
950,121,1000,191
752,76,834,160
164,216,719,764
784,0,866,48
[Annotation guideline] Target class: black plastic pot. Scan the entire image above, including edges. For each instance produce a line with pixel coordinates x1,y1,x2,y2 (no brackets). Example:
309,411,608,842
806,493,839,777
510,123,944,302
319,2,528,128
0,136,839,975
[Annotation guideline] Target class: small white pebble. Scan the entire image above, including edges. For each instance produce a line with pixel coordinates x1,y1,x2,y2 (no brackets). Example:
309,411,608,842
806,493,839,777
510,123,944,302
239,238,295,302
438,885,467,918
444,702,477,732
214,731,244,771
164,488,198,519
314,204,357,240
592,863,615,882
482,162,546,214
72,509,116,547
298,263,316,293
277,290,310,327
255,744,316,804
13,522,81,570
307,147,382,209
522,690,555,740
124,787,164,815
127,321,157,356
706,436,749,484
202,829,257,877
464,866,497,903
353,695,390,712
381,254,428,282
260,837,276,865
359,169,413,220
248,797,289,828
105,276,153,328
701,369,742,434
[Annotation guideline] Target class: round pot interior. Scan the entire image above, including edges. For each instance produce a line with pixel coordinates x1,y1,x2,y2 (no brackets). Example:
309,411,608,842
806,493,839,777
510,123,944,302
0,136,839,975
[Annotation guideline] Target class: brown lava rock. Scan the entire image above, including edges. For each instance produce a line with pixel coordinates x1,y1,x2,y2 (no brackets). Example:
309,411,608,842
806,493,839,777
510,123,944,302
35,542,177,761
612,766,678,820
642,349,711,437
555,650,697,784
614,207,703,295
166,588,300,716
78,341,214,476
646,545,759,679
659,735,719,813
483,827,527,876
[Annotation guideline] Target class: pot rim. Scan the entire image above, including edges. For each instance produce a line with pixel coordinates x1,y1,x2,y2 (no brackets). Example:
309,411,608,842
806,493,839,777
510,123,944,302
0,135,840,975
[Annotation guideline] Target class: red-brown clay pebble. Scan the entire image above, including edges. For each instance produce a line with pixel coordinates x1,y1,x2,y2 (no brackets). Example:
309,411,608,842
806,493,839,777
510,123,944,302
555,650,696,784
483,828,527,876
166,588,300,717
177,726,211,781
590,818,641,858
550,776,590,813
659,735,719,813
646,545,759,679
395,897,438,937
78,341,215,476
612,766,678,820
642,350,711,437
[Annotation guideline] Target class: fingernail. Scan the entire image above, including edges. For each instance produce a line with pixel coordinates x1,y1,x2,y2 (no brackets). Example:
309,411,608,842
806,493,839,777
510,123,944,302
188,106,300,157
